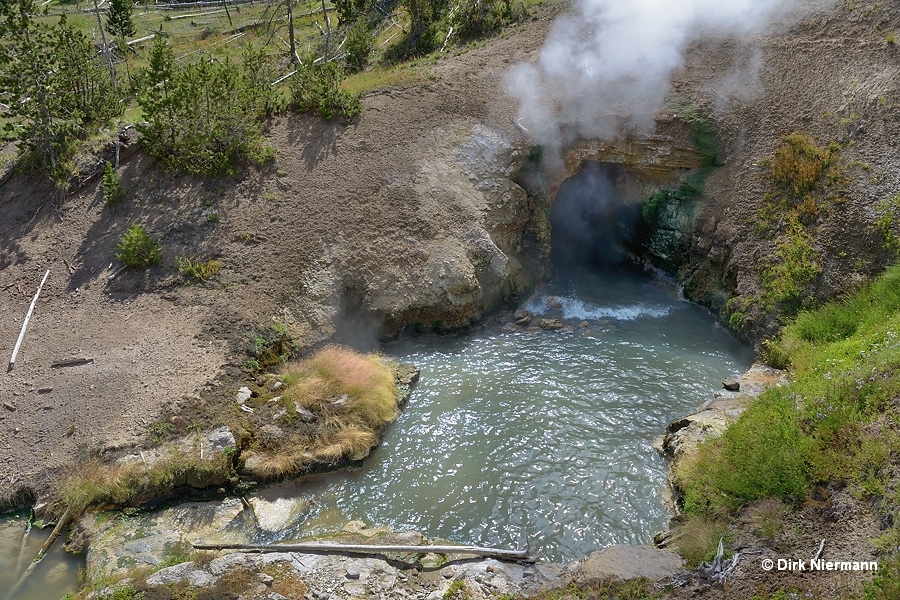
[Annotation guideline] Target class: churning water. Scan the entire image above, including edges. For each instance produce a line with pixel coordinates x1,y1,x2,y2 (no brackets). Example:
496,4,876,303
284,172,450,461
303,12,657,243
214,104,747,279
257,269,753,561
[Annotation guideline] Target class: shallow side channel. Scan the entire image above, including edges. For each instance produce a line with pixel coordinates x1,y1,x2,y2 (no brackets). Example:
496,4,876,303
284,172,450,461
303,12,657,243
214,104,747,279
258,269,752,561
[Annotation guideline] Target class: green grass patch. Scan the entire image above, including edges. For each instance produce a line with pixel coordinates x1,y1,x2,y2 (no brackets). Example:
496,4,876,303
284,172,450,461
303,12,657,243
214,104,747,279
872,193,900,253
342,64,422,94
677,264,900,518
665,97,720,166
56,448,234,518
176,256,221,282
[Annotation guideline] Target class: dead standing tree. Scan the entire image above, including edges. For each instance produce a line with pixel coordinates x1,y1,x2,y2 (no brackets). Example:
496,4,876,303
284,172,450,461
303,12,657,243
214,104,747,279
261,0,300,64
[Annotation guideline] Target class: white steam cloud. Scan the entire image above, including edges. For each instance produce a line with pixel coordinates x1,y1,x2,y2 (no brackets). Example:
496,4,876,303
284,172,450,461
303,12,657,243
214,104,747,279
504,0,804,167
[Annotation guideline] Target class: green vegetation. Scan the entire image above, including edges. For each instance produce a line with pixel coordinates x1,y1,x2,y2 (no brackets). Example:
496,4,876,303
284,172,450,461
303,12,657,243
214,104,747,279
670,516,730,568
56,448,234,518
753,134,847,319
444,579,471,599
769,133,837,199
102,162,126,204
677,264,900,520
243,346,398,479
289,62,362,121
872,193,900,252
116,224,161,269
176,256,221,282
1,5,120,186
137,38,279,175
759,219,821,313
666,97,720,166
2,0,531,184
244,323,297,372
450,0,518,43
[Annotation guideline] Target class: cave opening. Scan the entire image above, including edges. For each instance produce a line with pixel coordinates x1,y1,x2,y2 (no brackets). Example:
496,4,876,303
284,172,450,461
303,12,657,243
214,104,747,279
549,161,643,276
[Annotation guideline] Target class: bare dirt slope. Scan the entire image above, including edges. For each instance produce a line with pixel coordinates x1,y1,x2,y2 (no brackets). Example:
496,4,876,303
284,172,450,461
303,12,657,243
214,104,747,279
0,6,559,502
674,0,900,336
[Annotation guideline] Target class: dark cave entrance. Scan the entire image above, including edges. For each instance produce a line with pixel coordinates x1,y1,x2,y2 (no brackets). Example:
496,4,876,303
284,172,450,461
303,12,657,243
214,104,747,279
549,162,643,275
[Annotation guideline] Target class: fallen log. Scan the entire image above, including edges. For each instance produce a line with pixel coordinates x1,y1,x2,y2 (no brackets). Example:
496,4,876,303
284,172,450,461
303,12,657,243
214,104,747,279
51,357,95,368
191,542,531,562
8,269,50,372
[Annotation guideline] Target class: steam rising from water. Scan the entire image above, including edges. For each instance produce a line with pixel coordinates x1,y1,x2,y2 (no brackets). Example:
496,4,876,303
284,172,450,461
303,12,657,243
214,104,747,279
504,0,804,167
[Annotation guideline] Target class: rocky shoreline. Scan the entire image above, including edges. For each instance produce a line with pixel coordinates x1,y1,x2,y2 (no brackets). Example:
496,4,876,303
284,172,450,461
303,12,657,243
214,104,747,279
51,358,785,600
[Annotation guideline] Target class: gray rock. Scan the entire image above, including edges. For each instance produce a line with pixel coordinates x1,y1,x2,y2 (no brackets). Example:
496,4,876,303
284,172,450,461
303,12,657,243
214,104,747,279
205,426,236,453
236,387,253,404
345,564,361,579
723,377,740,391
146,562,215,588
538,318,563,330
295,403,317,422
573,545,683,583
257,424,285,449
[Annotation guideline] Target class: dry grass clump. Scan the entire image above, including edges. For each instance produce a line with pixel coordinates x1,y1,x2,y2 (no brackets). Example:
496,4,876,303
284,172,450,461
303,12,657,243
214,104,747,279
311,425,379,462
748,498,787,540
244,346,399,479
770,133,835,200
285,345,398,428
242,442,308,480
57,450,233,517
671,516,730,568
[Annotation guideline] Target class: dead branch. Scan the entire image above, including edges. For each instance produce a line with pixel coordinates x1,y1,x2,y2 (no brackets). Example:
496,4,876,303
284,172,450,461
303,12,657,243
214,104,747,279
191,541,531,562
8,269,51,373
812,539,825,562
51,357,95,368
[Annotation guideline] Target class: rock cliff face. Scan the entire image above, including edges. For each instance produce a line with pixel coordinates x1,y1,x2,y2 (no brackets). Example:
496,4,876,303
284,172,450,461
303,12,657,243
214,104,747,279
279,123,550,344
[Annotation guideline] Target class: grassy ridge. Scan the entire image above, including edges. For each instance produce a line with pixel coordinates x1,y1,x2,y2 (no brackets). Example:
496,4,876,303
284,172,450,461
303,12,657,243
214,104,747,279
672,264,900,595
678,264,900,514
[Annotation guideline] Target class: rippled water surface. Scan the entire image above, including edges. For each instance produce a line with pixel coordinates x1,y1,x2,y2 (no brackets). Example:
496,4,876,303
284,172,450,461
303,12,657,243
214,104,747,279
266,270,753,561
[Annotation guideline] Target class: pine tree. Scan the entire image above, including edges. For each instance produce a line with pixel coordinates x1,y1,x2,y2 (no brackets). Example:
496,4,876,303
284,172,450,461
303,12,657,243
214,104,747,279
0,3,119,182
106,0,136,39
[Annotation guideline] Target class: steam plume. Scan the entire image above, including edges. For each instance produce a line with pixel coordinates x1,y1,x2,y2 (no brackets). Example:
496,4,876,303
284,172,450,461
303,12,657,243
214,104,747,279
505,0,805,167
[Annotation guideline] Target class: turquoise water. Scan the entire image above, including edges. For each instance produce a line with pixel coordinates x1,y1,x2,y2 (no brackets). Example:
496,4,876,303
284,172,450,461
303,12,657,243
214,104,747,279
262,269,754,561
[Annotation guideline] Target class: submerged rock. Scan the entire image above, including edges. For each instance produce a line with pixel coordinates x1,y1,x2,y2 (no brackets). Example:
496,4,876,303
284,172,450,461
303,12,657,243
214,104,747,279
84,497,248,577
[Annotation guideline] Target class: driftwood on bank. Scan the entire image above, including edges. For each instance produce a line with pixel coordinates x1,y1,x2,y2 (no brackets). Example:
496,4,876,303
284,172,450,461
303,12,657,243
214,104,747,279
8,269,50,373
51,357,95,368
191,542,531,562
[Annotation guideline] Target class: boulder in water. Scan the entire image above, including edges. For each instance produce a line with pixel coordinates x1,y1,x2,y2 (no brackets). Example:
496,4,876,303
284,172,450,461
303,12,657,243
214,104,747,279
538,318,563,330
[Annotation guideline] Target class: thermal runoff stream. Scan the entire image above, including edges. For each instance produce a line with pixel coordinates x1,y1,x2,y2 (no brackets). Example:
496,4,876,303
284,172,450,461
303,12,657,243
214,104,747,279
248,268,753,561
